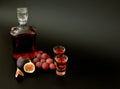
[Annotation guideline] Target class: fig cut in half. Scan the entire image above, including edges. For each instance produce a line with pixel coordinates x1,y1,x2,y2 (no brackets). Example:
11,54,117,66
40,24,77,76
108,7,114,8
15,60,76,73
23,60,35,73
15,67,24,78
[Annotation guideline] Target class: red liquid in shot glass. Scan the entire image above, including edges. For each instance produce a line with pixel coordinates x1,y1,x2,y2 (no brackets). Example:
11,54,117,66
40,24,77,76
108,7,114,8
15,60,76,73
55,55,68,76
53,46,65,55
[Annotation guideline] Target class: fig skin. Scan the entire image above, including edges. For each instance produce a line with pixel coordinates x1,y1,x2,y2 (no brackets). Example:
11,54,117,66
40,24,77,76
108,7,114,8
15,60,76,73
16,56,29,68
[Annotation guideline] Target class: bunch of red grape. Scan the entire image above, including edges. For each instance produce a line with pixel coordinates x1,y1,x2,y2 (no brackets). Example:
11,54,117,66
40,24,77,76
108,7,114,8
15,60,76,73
32,51,56,70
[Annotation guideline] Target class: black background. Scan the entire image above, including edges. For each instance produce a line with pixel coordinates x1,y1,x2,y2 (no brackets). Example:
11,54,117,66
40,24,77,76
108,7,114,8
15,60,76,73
0,0,120,89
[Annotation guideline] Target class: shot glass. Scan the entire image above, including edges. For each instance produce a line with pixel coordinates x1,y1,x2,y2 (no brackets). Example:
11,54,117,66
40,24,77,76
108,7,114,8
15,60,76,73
54,54,68,76
53,45,65,55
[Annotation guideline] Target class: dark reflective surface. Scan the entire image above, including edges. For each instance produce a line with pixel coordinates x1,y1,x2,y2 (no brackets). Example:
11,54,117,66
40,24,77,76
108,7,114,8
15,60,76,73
0,0,120,89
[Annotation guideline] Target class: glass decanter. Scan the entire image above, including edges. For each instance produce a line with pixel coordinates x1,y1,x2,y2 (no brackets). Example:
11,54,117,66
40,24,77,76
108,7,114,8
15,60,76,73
10,8,37,60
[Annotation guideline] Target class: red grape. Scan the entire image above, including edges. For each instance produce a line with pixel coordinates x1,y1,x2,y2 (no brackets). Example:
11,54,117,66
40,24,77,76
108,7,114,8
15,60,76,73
37,50,43,54
33,58,40,63
47,55,50,58
46,58,53,64
41,53,48,59
36,53,41,59
36,62,42,69
40,59,46,63
49,63,56,70
42,62,49,70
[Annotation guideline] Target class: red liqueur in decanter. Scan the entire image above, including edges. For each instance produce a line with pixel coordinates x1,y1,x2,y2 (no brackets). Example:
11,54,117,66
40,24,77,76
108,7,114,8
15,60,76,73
10,8,37,60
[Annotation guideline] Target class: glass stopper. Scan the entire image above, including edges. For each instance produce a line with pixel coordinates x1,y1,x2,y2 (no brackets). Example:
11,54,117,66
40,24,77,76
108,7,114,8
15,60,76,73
17,8,28,25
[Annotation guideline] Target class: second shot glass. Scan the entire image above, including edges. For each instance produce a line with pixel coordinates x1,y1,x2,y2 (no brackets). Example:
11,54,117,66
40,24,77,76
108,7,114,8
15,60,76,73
54,54,68,76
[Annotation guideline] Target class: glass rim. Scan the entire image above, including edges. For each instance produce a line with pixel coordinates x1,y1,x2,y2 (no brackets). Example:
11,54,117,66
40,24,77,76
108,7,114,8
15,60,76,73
53,45,66,51
55,54,68,61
